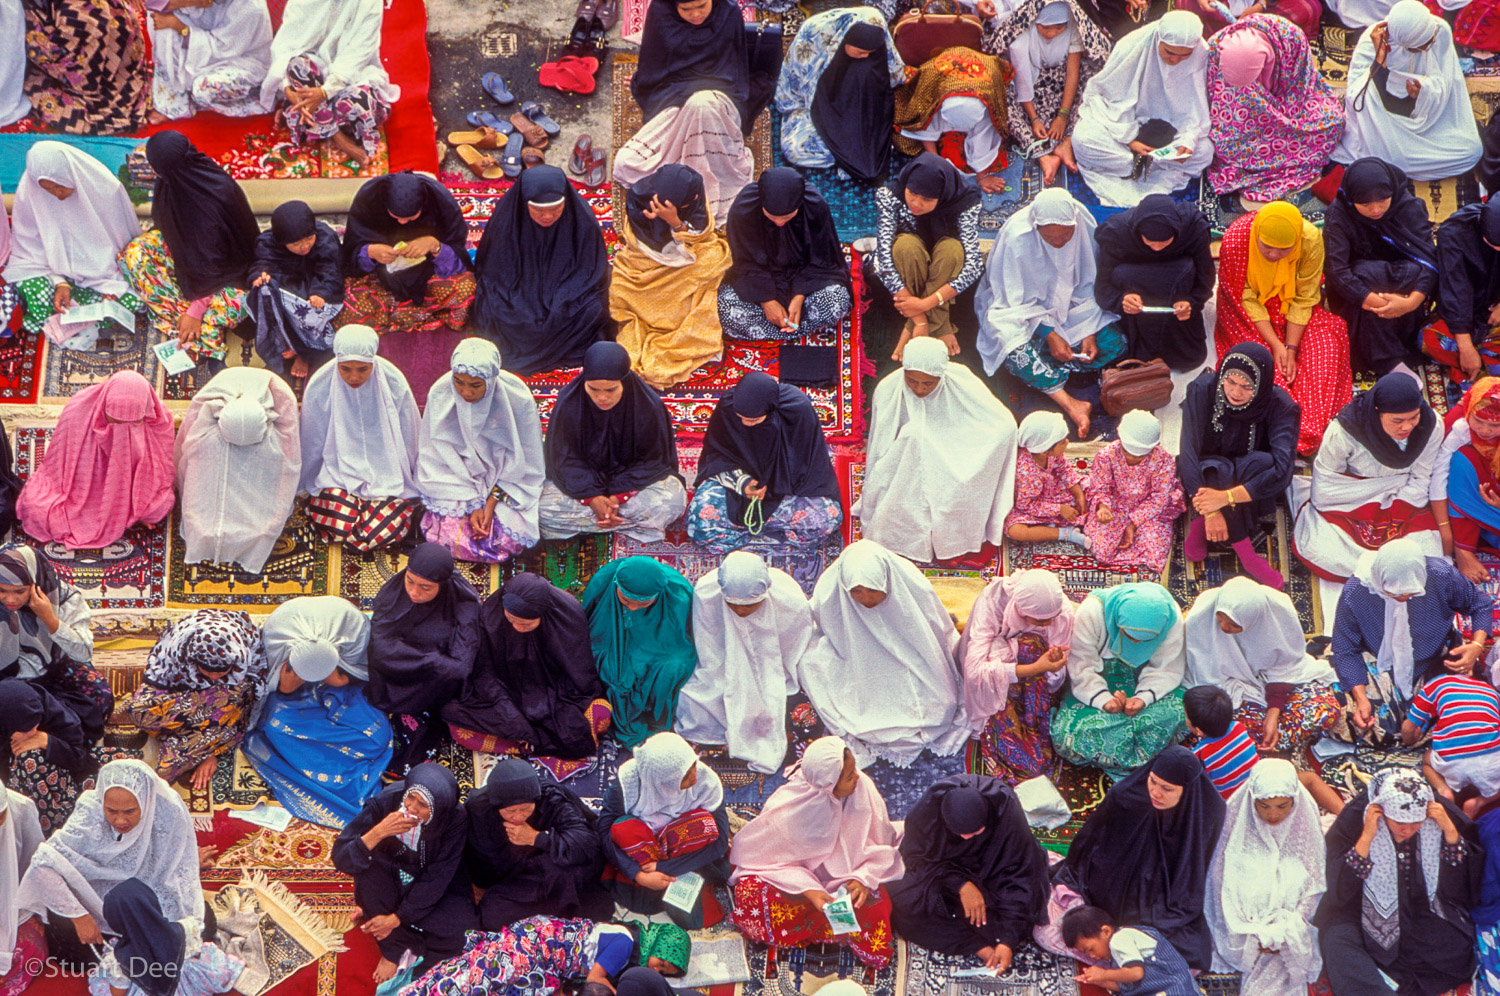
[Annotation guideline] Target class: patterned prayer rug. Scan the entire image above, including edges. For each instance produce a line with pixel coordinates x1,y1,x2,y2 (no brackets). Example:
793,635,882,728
11,425,170,609
337,534,612,605
0,330,44,404
165,505,333,609
897,941,1080,996
743,938,899,996
1163,507,1322,636
964,744,1112,855
40,320,162,403
206,872,346,996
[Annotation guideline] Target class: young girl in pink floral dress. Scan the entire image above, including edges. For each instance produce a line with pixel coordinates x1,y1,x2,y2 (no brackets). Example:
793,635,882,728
1006,411,1090,550
1083,409,1186,571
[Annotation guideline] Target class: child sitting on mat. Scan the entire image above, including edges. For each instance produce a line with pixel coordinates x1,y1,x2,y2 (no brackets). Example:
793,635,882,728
1006,411,1090,551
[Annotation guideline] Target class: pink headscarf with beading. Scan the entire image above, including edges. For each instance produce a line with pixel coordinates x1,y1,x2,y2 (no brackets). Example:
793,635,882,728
958,569,1076,727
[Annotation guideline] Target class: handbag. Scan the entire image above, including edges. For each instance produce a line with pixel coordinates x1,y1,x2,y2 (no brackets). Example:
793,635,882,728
1099,357,1173,417
891,0,984,67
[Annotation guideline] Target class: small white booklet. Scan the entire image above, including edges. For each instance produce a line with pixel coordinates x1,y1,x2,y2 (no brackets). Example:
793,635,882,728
1150,146,1192,162
822,888,861,936
1137,304,1178,314
950,967,1002,979
63,299,137,329
152,338,197,375
663,871,705,912
232,802,294,832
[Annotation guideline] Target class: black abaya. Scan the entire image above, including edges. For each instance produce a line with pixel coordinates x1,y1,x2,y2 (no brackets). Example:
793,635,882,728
809,21,896,182
544,342,680,500
472,166,612,376
440,573,605,759
631,0,749,123
145,131,259,300
1053,747,1226,972
0,677,91,778
341,172,472,304
250,201,347,377
889,775,1049,955
1323,159,1438,376
1436,201,1500,348
1093,194,1214,371
725,169,851,307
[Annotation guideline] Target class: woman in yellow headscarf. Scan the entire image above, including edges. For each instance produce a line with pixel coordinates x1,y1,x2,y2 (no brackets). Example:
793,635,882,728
1214,200,1351,455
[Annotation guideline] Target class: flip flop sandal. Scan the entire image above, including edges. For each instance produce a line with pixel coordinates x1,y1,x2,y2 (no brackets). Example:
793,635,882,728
466,110,513,133
584,154,607,187
521,147,546,169
500,130,526,178
510,112,549,148
482,72,515,104
521,101,562,137
447,127,506,149
559,54,600,74
539,59,595,95
456,144,504,180
568,134,593,175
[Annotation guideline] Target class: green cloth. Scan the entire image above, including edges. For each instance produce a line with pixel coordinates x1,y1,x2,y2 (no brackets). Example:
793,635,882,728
15,274,143,335
581,556,697,748
1050,655,1187,780
636,921,692,973
1090,582,1180,667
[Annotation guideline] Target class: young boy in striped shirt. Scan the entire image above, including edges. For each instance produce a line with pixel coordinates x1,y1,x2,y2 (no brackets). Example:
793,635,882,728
1403,662,1500,817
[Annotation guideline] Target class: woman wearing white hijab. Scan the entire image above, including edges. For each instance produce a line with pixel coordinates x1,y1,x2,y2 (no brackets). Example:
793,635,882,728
1206,760,1325,992
1185,577,1340,755
299,325,421,552
976,188,1120,438
4,142,141,348
175,366,301,573
1065,11,1213,207
858,337,1018,563
0,0,26,128
150,0,273,120
798,539,967,766
675,551,812,774
416,338,543,564
0,787,44,993
16,759,206,946
1333,1,1481,181
1331,535,1493,735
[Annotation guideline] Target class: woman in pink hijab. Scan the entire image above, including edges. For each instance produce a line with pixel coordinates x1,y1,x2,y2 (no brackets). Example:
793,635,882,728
17,370,175,548
729,736,904,968
958,569,1076,784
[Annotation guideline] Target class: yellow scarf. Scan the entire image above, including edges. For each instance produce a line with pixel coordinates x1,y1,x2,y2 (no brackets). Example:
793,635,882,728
1246,201,1303,315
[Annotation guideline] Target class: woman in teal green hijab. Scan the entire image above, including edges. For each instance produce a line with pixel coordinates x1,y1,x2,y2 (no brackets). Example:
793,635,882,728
1049,582,1188,779
582,556,698,747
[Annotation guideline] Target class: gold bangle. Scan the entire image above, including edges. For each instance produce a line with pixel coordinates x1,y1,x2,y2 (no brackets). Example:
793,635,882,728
1225,490,1236,508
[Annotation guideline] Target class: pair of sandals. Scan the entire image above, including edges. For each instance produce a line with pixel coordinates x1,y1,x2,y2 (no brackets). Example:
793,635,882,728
567,0,617,56
453,102,561,179
539,55,600,95
567,134,607,186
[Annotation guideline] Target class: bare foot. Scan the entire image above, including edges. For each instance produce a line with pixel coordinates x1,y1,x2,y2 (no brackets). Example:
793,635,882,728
290,355,310,379
1055,137,1078,172
891,321,914,362
1456,547,1491,584
147,110,170,125
330,130,372,167
373,958,398,984
977,173,1007,194
1040,153,1061,186
1056,394,1091,439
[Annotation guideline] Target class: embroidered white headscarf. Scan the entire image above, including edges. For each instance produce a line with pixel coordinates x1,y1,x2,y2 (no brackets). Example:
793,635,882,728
1353,537,1427,697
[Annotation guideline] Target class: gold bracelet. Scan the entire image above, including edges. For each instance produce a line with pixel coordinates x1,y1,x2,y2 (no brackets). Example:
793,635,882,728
1225,490,1236,508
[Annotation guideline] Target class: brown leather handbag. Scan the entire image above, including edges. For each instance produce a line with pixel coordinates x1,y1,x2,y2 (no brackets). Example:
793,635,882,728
892,0,984,67
1099,358,1173,417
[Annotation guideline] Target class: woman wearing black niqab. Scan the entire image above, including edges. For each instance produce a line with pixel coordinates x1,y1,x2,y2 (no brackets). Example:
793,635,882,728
809,20,899,182
687,372,843,553
1093,193,1215,371
339,171,474,335
1051,746,1227,971
719,169,853,342
539,342,685,542
367,543,482,777
123,131,259,369
889,775,1049,970
463,757,612,929
332,762,480,980
1323,158,1438,377
473,166,611,376
250,200,347,381
441,572,606,760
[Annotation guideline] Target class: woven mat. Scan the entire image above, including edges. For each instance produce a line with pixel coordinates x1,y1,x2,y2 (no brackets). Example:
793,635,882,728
897,941,1079,996
207,872,346,996
0,330,45,405
1163,506,1322,635
742,937,899,996
165,504,334,610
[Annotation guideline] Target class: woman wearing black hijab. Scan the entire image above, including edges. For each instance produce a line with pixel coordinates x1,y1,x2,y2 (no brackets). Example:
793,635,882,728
1324,159,1438,377
120,131,258,374
1435,199,1500,384
612,165,734,391
332,762,479,985
1093,194,1215,371
718,169,853,342
0,678,91,831
442,573,607,760
890,775,1049,973
472,166,612,376
367,543,482,777
464,757,611,929
95,878,244,996
615,0,753,222
1050,746,1227,971
687,372,843,553
870,154,984,362
250,200,347,382
1177,344,1301,590
539,342,685,542
339,171,475,336
1293,371,1443,583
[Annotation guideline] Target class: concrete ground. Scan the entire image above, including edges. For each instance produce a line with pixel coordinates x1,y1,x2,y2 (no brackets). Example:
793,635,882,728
425,0,622,182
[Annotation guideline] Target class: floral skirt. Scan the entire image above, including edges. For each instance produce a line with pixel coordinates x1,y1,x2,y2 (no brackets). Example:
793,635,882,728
1480,921,1500,996
6,742,106,835
338,273,475,336
686,481,842,554
279,55,392,158
398,916,596,996
978,672,1063,785
1050,657,1187,779
24,0,150,133
421,506,534,564
731,876,896,969
0,918,46,996
1236,682,1342,761
307,490,418,552
120,683,256,781
1001,323,1127,395
118,230,247,362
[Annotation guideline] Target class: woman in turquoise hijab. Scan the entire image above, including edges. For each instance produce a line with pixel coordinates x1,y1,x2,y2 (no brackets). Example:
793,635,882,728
581,556,698,747
1049,582,1188,779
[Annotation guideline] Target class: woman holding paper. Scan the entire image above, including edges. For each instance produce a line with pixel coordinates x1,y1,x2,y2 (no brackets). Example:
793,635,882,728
729,736,905,969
